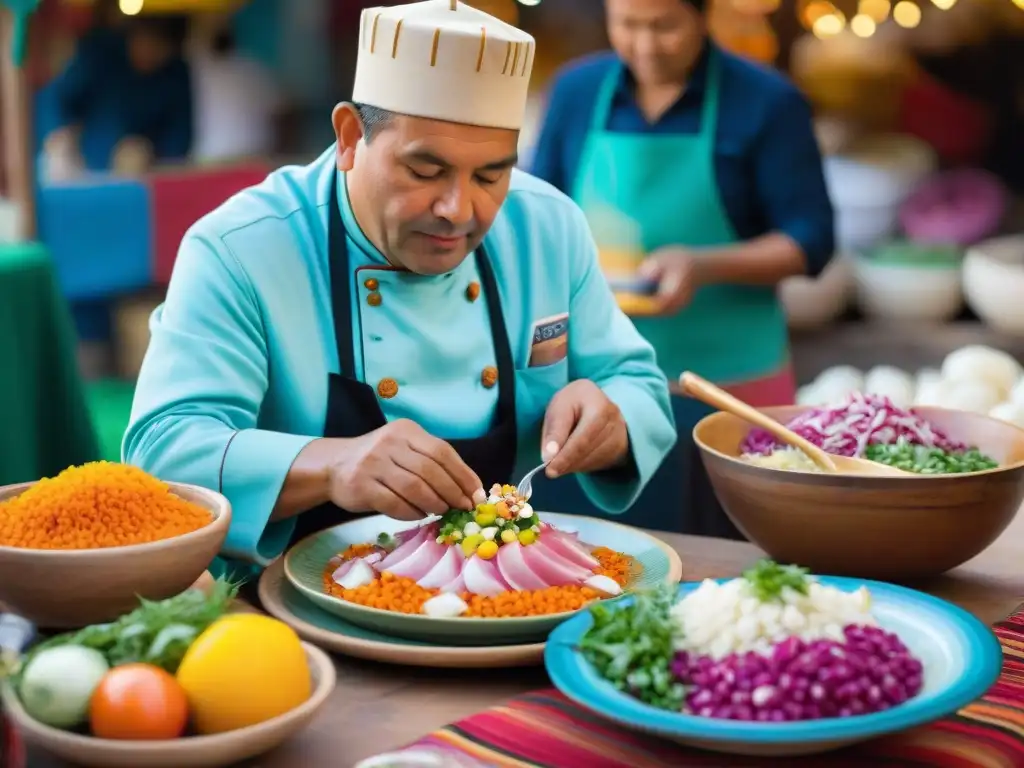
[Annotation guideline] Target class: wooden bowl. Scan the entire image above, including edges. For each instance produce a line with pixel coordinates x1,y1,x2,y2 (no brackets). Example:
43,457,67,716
693,406,1024,580
0,481,230,628
1,643,336,768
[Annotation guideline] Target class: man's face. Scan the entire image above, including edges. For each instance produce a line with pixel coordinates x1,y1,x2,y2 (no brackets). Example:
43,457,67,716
128,31,173,74
337,107,519,276
606,0,705,86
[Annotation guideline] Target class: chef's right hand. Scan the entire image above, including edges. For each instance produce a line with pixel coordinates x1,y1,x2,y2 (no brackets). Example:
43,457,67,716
327,420,485,521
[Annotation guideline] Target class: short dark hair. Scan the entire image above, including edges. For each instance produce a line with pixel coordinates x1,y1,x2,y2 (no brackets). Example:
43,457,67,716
353,103,395,143
126,15,189,50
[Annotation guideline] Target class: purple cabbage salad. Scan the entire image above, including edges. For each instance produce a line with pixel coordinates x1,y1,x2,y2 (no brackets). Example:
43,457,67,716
740,393,967,458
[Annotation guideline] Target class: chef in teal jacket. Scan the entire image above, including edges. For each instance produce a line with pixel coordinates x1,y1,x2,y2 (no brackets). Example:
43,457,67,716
123,0,675,574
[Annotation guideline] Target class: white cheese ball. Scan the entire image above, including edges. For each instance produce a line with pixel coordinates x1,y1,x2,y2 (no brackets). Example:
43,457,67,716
990,401,1024,428
939,380,1003,414
864,365,914,408
941,346,1023,400
813,366,864,405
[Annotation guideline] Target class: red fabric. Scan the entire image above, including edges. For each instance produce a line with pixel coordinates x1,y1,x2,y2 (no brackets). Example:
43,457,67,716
721,364,797,408
149,164,271,284
899,72,993,167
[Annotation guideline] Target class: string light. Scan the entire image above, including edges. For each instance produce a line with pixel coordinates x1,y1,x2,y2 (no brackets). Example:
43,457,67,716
801,0,838,28
119,0,144,14
1012,0,1024,10
850,13,877,36
892,0,922,26
930,0,956,8
858,0,892,21
812,12,845,37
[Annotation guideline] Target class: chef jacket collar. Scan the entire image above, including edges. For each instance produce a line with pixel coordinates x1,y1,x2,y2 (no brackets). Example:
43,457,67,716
338,171,389,266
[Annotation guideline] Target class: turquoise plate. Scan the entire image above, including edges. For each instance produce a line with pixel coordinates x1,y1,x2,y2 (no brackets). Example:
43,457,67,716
546,577,1002,757
283,512,682,646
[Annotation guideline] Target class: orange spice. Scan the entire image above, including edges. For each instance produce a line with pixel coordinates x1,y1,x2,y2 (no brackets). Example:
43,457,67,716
0,462,213,550
322,544,641,618
340,543,379,561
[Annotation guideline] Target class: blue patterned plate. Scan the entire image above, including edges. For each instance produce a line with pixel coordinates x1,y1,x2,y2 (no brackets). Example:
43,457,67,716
284,512,682,646
546,577,1002,757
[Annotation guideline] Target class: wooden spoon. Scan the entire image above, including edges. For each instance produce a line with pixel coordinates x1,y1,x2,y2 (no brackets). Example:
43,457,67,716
679,372,911,477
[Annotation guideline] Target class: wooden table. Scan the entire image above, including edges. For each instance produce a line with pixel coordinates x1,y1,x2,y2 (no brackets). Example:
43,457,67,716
32,514,1024,768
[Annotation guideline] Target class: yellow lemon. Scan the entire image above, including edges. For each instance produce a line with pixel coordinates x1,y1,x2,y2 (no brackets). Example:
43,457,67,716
175,614,310,735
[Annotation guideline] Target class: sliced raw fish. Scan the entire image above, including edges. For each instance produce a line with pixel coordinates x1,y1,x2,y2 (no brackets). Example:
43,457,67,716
376,525,432,571
543,530,600,569
462,556,511,597
496,542,550,591
522,540,592,585
383,539,447,581
417,546,463,589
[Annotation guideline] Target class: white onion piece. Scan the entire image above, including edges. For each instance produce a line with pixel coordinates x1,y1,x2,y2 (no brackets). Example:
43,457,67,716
334,559,376,590
583,575,623,597
422,593,468,618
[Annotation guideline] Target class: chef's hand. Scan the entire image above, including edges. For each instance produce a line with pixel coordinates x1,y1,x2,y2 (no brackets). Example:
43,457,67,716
328,420,486,521
638,246,702,315
542,380,629,478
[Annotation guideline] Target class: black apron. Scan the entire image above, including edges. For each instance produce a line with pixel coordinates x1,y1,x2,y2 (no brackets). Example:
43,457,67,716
289,173,518,543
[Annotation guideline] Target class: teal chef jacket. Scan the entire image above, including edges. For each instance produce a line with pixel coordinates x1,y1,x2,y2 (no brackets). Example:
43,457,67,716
123,145,676,569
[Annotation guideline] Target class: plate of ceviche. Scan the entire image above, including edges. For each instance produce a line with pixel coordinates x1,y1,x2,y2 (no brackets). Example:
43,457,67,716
283,484,682,645
545,560,1001,757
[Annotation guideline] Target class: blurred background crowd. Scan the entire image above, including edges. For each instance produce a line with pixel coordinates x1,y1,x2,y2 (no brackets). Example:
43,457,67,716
0,0,1023,484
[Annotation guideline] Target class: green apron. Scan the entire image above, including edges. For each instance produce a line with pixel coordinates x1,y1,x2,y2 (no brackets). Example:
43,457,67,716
531,49,791,537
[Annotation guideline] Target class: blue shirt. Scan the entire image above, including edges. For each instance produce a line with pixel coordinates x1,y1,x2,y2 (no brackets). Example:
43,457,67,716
46,29,193,172
123,146,675,567
529,45,835,277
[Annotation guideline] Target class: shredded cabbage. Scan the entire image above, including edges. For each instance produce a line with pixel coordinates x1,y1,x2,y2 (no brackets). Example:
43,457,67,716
741,393,967,458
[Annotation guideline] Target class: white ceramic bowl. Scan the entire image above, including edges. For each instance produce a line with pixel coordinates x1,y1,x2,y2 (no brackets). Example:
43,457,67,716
779,254,854,330
963,235,1024,336
824,134,938,251
853,245,963,322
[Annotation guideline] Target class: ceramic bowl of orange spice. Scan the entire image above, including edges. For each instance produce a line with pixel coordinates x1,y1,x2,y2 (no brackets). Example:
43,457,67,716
0,462,230,629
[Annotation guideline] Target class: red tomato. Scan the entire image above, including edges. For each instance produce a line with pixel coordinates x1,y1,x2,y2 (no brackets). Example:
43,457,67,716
89,664,189,740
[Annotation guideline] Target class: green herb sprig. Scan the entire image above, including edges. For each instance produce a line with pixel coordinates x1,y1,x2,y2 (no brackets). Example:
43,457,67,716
743,559,811,603
17,577,240,681
577,583,687,711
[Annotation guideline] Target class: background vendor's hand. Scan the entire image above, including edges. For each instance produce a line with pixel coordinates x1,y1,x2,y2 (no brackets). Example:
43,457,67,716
542,380,629,478
327,419,485,521
638,246,702,315
41,127,85,183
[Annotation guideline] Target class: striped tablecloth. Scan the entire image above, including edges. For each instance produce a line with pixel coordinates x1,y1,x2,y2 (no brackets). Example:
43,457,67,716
365,605,1024,767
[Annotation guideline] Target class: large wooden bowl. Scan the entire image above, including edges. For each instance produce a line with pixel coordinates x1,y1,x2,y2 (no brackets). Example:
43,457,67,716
0,481,230,628
693,406,1024,580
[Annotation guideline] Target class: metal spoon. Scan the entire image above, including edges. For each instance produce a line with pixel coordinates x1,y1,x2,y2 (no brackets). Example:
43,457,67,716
516,461,550,500
679,372,911,477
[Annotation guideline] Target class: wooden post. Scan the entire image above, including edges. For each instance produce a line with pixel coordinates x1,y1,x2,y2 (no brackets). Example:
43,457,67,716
0,8,37,240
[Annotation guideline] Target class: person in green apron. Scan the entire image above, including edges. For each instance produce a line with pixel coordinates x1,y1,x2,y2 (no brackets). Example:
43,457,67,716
529,0,835,537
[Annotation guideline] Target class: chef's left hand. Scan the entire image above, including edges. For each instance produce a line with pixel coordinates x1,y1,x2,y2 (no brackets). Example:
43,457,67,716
638,246,703,316
541,380,629,478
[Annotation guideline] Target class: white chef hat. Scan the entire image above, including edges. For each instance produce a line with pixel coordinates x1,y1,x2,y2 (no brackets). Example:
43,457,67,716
352,0,536,131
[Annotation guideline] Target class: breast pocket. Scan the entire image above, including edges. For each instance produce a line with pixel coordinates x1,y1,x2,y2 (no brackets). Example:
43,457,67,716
515,358,569,428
